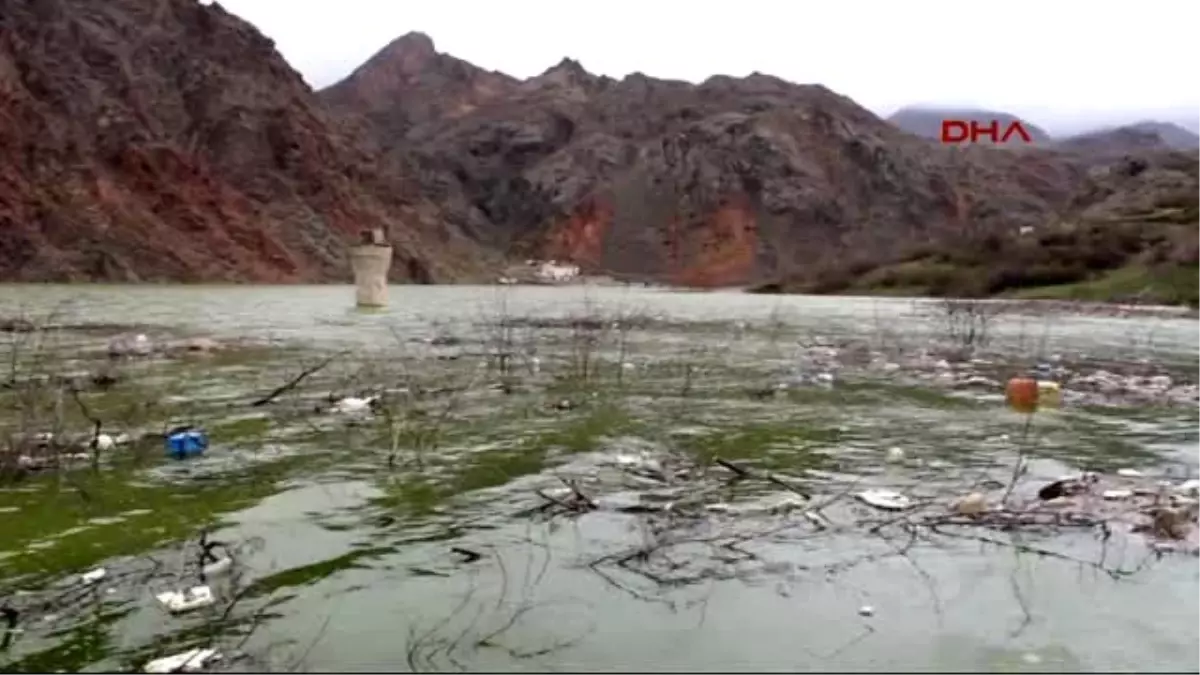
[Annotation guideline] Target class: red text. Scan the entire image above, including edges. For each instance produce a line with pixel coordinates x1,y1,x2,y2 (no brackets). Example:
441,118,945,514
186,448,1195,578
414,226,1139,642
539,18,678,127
940,119,1033,145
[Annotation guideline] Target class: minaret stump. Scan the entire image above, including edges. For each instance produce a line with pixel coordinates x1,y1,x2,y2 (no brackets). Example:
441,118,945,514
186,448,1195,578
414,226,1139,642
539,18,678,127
350,228,393,308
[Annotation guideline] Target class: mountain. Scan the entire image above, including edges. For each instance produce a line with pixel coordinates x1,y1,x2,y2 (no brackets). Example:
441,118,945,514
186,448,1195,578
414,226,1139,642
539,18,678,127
1060,120,1200,153
2,4,1192,302
321,32,519,143
0,0,488,282
1102,121,1197,151
1056,126,1173,158
886,106,1052,144
321,37,1094,287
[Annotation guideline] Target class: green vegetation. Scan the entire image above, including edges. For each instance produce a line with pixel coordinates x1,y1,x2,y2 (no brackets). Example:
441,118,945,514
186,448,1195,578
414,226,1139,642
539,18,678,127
1009,264,1199,307
751,173,1200,307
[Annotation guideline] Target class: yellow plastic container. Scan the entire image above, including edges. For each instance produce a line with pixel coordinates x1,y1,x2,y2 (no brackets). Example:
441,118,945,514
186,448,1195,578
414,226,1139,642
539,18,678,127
1036,380,1062,409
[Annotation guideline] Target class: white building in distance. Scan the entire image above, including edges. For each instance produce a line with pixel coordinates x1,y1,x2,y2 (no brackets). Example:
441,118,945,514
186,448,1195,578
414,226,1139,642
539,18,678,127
535,260,580,283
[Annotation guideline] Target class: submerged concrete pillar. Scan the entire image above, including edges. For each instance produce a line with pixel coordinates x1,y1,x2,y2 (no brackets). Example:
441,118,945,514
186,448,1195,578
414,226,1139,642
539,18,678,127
350,228,393,308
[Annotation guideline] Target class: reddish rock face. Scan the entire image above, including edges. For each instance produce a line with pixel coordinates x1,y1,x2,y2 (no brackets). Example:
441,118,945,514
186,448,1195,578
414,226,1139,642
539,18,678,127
672,195,760,288
0,0,488,282
543,198,612,271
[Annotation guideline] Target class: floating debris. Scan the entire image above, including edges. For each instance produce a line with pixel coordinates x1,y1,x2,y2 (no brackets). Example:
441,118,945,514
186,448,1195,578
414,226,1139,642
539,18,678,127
80,567,107,584
1146,506,1198,540
885,447,905,463
1038,472,1098,501
1102,489,1134,500
609,452,667,481
165,426,209,459
953,492,988,516
1037,380,1062,408
91,434,115,451
1116,468,1145,478
1041,478,1070,499
156,586,215,614
858,605,875,617
108,333,153,358
144,648,221,674
857,489,912,511
1175,479,1200,497
330,396,378,414
538,486,574,501
201,556,233,578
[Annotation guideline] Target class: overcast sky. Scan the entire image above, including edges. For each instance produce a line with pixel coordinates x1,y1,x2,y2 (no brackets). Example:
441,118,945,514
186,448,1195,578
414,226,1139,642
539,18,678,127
220,0,1199,135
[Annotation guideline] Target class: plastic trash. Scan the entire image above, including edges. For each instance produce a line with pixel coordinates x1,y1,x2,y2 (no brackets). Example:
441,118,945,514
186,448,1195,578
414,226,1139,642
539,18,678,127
331,396,377,414
1036,380,1062,408
954,492,988,516
108,333,153,358
858,605,875,617
856,489,912,511
1116,468,1145,478
80,568,106,584
144,648,221,674
1175,479,1200,497
885,447,905,462
156,585,215,614
1102,489,1134,500
17,431,55,448
539,486,575,501
165,426,208,459
1005,377,1039,413
201,556,233,578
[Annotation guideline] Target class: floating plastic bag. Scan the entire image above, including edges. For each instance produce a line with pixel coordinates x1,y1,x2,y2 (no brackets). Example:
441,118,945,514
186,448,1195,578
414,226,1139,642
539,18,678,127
144,648,220,673
857,489,912,511
156,585,215,614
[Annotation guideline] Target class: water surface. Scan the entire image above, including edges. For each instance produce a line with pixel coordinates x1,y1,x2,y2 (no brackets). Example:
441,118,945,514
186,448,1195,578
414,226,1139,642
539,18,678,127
0,284,1196,673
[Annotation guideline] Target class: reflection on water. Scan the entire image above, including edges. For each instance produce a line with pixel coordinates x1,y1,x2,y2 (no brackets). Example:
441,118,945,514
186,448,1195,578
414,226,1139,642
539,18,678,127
0,284,1196,673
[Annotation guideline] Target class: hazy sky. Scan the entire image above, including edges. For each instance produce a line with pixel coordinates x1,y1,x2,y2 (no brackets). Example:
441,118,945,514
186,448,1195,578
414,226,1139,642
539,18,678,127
220,0,1199,134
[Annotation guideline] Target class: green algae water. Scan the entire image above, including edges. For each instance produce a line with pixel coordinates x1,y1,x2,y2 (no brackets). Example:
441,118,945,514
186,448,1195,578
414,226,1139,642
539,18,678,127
0,285,1196,672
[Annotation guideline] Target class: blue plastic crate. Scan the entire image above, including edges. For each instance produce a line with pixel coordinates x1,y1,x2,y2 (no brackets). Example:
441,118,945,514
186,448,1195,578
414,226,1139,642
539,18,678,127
165,426,209,459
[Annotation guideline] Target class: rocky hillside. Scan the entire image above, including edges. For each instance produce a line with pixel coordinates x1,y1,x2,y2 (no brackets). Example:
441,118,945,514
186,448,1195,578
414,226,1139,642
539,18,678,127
1057,122,1199,158
1122,121,1199,151
0,0,488,282
322,32,519,147
323,35,1113,288
1056,126,1174,160
760,151,1199,306
3,4,1192,298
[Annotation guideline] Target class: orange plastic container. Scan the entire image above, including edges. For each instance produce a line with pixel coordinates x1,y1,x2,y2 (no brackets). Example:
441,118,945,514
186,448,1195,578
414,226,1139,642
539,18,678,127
1005,377,1039,414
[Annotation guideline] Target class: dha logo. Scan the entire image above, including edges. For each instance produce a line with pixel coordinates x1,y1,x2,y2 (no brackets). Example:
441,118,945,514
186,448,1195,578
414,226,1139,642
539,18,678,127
940,119,1034,145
